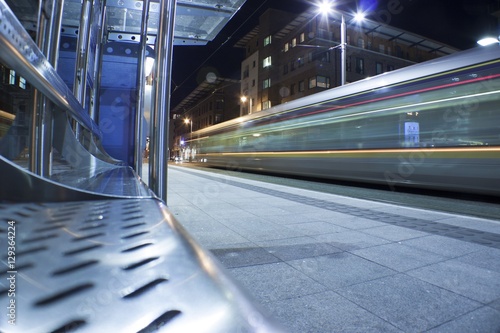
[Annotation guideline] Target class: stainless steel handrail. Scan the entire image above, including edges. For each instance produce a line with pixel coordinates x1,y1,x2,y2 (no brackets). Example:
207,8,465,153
0,0,102,140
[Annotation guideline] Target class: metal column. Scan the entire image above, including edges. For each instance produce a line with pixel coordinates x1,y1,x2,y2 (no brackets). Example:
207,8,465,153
149,0,176,201
30,0,65,176
91,0,107,123
134,0,151,176
73,0,92,105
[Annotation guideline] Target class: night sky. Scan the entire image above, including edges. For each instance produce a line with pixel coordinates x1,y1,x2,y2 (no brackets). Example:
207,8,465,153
170,0,499,108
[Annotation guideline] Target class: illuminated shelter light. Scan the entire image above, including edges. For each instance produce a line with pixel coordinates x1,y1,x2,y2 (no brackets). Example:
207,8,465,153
477,37,499,46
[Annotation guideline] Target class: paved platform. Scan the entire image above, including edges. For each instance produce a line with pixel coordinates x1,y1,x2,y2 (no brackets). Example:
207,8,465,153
166,164,500,333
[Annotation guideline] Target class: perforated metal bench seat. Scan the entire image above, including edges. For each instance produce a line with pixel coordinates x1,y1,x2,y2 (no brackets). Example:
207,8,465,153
0,198,284,332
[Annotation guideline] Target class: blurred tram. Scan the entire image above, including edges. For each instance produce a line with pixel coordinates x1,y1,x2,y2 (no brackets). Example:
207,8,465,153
188,45,500,196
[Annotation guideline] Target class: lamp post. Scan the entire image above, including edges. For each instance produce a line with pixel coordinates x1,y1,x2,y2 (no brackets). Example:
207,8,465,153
340,14,346,85
317,1,365,86
184,118,192,134
240,96,252,115
183,118,193,161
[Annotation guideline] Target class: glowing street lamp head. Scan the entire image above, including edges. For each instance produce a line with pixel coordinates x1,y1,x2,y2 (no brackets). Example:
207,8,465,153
354,11,366,22
184,118,190,124
316,0,333,15
240,96,248,103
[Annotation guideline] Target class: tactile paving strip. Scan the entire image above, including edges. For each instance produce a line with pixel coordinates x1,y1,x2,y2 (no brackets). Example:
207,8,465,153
178,168,500,249
0,199,283,333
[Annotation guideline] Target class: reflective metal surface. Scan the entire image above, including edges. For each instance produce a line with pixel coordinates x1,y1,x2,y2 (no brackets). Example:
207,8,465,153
1,0,249,197
58,0,247,45
0,0,102,138
0,155,152,201
0,0,279,331
148,0,176,202
0,199,284,332
0,1,279,330
174,0,244,45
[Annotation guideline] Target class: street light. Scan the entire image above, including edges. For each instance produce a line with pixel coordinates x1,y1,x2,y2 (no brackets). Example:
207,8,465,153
184,118,192,133
316,1,365,85
183,118,193,162
240,95,252,115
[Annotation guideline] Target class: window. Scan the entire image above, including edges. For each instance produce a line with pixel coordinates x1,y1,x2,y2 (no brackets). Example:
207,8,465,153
243,65,249,78
284,43,289,52
316,76,330,88
309,76,330,89
309,77,316,89
252,79,256,87
323,51,331,62
299,32,305,43
311,51,330,63
298,80,305,92
356,58,364,74
298,57,304,67
9,70,16,85
264,35,272,46
290,83,295,95
253,60,256,68
376,62,383,75
379,44,385,54
357,37,365,48
263,56,272,68
19,77,26,89
291,38,297,48
263,78,271,89
283,64,288,75
262,100,271,110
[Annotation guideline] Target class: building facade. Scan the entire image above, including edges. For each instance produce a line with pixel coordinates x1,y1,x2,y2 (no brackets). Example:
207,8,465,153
170,5,460,156
170,77,240,160
236,7,459,115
